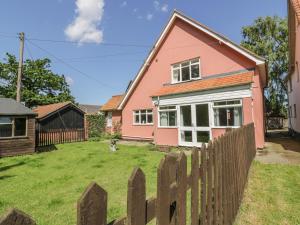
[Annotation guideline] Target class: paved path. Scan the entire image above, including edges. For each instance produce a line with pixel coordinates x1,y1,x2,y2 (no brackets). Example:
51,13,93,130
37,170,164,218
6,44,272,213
256,130,300,165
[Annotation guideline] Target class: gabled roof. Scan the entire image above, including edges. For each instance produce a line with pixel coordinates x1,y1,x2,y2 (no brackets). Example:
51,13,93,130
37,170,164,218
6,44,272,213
100,95,124,111
291,0,300,22
33,102,84,119
152,70,254,97
118,10,265,109
0,98,36,116
79,104,102,114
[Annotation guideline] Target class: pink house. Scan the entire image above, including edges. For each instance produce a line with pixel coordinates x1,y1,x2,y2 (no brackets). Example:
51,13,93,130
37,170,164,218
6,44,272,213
287,0,300,136
102,11,267,149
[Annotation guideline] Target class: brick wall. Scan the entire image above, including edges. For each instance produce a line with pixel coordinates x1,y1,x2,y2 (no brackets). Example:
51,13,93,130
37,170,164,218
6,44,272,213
0,116,36,157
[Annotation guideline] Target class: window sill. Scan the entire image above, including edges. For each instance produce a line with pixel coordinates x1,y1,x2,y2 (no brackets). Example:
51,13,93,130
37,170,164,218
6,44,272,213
0,136,28,140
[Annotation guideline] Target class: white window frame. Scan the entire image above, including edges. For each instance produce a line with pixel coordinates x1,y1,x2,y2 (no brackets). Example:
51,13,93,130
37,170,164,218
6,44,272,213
158,105,178,128
171,58,201,84
212,99,243,128
133,109,153,125
0,116,28,139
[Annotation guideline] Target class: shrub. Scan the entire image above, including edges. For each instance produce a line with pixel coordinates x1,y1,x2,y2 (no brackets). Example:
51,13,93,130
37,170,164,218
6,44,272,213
86,114,105,138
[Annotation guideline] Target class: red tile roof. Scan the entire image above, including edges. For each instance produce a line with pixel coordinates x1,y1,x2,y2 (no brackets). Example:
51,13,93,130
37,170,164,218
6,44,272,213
152,71,254,97
100,95,124,111
33,102,72,119
291,0,300,22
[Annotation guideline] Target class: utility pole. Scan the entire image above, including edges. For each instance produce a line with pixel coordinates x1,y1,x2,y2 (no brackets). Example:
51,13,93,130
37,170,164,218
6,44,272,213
16,32,24,102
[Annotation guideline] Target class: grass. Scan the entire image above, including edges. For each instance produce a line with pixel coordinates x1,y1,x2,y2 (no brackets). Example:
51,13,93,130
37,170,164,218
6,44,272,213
0,141,165,225
235,161,300,225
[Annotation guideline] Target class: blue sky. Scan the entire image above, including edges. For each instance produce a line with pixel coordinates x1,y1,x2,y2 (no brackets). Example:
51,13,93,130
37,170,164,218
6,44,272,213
0,0,286,105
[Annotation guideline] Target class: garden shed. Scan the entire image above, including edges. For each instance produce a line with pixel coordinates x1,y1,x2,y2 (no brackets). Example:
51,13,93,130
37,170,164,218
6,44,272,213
34,102,86,146
0,98,37,156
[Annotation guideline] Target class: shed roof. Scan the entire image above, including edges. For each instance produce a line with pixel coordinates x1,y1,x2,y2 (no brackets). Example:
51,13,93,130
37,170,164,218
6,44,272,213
33,102,84,119
0,98,36,116
100,95,124,111
152,70,254,97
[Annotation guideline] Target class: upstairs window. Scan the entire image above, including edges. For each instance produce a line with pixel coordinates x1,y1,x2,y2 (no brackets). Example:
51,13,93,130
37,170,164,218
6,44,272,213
172,58,200,83
133,109,153,125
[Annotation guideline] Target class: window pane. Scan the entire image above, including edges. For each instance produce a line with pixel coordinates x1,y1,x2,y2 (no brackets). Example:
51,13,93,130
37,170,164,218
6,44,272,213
181,62,189,67
141,110,146,114
180,105,192,126
135,114,140,123
141,114,147,124
214,108,227,126
0,124,12,137
181,66,190,81
173,64,180,68
191,64,199,78
233,107,242,126
197,131,210,143
160,112,168,126
196,104,209,127
147,109,152,113
0,116,12,124
181,130,193,142
169,111,177,126
15,118,26,136
191,58,199,64
173,69,180,82
227,108,235,126
147,114,153,124
214,101,227,106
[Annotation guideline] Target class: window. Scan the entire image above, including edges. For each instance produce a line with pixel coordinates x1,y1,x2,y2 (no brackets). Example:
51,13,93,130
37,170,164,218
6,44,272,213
0,116,27,138
213,100,242,127
106,112,112,127
172,58,200,83
159,106,177,127
294,104,297,118
289,106,293,118
133,109,153,125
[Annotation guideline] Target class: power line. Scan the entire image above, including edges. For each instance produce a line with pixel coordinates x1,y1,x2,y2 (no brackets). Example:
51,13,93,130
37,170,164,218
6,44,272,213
26,37,151,48
26,39,116,89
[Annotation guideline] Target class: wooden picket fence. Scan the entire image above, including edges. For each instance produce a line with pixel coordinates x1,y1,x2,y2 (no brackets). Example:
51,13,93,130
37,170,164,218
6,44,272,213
36,128,85,147
0,123,256,225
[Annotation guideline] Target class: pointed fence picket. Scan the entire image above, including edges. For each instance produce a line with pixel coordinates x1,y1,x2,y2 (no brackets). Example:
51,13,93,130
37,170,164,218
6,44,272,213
1,123,256,225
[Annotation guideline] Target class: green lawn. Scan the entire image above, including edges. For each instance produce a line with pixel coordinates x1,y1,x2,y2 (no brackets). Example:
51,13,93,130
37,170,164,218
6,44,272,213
235,161,300,225
0,142,165,225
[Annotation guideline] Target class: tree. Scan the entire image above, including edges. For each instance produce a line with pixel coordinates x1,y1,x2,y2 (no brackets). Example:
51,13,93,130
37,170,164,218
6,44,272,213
241,16,288,116
0,53,75,107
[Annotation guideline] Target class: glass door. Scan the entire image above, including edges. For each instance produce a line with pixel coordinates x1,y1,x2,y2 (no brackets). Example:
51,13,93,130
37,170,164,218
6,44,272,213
179,103,211,146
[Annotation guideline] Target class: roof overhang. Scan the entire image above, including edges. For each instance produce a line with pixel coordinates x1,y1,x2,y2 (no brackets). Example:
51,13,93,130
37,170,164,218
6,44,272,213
118,10,266,110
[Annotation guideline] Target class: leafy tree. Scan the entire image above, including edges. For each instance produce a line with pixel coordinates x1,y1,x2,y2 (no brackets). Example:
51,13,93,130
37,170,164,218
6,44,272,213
241,16,288,116
0,53,75,107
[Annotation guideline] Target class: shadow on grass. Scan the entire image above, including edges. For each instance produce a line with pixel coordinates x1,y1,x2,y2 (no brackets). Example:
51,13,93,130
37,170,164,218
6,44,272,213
0,175,16,180
0,161,25,172
267,130,300,153
36,145,58,153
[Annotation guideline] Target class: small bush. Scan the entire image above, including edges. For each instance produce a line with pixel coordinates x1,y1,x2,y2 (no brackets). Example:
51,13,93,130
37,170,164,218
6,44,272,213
86,114,105,138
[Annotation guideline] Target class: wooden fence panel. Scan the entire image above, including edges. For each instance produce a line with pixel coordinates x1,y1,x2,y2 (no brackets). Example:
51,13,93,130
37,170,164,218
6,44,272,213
3,123,257,225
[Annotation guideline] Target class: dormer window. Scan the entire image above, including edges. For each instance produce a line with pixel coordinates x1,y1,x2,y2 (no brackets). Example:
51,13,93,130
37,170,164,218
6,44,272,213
172,58,200,83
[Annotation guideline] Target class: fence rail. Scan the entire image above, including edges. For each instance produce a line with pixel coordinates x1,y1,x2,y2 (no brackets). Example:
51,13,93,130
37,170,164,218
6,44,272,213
1,123,256,225
36,128,85,147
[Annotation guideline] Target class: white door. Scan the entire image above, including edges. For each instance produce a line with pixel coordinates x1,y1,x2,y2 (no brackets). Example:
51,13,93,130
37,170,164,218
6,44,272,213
179,103,211,147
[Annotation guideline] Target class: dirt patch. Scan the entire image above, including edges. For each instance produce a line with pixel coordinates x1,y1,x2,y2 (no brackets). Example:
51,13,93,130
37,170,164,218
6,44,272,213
256,130,300,165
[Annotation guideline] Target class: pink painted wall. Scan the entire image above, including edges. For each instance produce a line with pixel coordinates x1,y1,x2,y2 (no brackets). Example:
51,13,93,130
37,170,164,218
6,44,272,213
288,19,300,133
106,110,122,134
121,18,265,148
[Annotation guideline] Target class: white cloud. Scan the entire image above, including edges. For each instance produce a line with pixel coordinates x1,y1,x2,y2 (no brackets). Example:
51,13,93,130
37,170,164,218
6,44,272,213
146,13,153,21
65,76,74,85
161,4,168,12
133,8,138,13
153,1,168,13
64,0,105,44
120,1,127,7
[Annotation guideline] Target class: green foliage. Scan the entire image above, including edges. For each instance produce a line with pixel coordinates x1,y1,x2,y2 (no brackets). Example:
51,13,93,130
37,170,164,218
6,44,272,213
241,16,288,116
86,113,106,138
0,53,75,107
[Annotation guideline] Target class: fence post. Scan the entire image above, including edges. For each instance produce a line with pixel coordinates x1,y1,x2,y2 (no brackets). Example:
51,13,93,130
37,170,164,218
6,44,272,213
176,152,187,225
77,182,107,225
127,167,146,225
0,208,36,225
191,148,199,225
200,144,207,225
207,141,213,225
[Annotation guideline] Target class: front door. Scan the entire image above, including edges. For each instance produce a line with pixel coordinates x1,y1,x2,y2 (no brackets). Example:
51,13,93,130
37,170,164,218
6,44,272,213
179,103,211,147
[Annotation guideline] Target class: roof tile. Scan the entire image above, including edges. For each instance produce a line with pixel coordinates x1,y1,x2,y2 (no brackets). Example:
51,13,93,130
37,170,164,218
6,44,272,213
33,102,71,119
152,71,254,97
100,95,124,111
